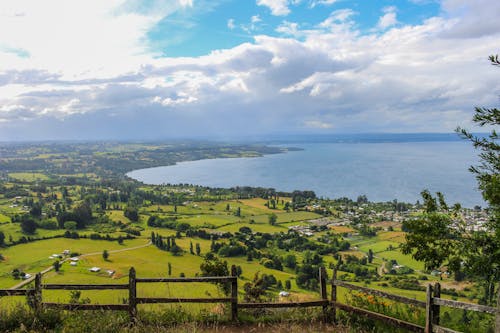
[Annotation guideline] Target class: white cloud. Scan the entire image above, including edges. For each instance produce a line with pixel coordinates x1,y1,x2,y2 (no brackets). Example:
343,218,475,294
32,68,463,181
377,6,398,30
1,0,500,139
227,18,235,29
256,0,290,16
276,21,302,37
319,9,356,28
179,0,193,7
304,120,333,129
251,15,262,23
310,0,338,8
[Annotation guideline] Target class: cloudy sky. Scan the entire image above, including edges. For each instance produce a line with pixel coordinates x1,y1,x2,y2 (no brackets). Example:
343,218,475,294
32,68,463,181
0,0,499,141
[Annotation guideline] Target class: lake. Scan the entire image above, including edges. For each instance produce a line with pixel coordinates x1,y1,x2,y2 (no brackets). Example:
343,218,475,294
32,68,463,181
127,140,484,207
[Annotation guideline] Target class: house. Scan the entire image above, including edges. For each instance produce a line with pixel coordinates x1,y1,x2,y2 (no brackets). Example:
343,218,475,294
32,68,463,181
279,291,290,297
63,250,70,255
70,262,77,266
70,257,79,262
22,273,32,280
89,267,100,272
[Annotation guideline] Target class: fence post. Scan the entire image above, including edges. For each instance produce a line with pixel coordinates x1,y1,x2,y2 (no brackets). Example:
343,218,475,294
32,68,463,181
34,273,42,311
331,268,337,324
433,282,441,326
496,281,500,333
128,267,137,322
319,266,329,322
425,284,433,333
230,265,238,322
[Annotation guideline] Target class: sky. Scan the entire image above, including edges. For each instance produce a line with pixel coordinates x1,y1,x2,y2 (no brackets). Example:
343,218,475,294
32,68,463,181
0,0,499,141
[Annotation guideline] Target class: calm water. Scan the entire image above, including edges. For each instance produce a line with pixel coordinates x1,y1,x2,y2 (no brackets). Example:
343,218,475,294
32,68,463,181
127,141,484,207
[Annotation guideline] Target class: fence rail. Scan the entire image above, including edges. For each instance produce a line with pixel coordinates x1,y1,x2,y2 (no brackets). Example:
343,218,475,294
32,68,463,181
0,289,34,297
332,268,500,333
0,267,499,332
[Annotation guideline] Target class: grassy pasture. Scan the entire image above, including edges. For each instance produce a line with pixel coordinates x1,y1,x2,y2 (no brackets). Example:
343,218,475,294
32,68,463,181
8,173,49,182
329,225,355,233
0,238,147,288
0,213,10,223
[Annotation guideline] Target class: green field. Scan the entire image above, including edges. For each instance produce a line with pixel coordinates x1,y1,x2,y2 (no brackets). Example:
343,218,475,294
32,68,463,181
8,173,49,182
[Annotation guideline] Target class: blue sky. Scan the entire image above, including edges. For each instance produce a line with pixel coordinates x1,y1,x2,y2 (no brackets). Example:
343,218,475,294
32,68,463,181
147,0,440,57
0,0,498,140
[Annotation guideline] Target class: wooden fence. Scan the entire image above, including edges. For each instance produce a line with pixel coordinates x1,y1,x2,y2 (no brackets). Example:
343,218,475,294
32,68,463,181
1,266,499,332
331,268,500,333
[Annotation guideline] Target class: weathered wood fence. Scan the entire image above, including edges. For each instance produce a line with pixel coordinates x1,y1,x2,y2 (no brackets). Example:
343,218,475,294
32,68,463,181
1,266,499,333
331,268,500,333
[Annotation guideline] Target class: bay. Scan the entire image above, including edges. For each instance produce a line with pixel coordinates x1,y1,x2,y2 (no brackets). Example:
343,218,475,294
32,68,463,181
127,141,484,207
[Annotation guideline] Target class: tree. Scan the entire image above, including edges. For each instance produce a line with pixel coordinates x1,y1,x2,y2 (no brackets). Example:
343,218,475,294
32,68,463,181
102,250,109,260
124,206,139,222
168,262,172,276
195,243,201,256
53,260,61,272
367,249,374,264
268,213,277,225
20,217,37,234
170,244,182,256
0,231,5,246
200,256,230,295
73,202,93,228
283,254,297,269
403,55,500,305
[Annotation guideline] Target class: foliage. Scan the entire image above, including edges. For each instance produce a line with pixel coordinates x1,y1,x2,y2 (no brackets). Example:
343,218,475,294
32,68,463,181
402,55,499,305
20,216,37,234
199,255,230,295
268,213,277,225
346,291,425,328
243,272,269,303
401,191,459,271
124,206,139,222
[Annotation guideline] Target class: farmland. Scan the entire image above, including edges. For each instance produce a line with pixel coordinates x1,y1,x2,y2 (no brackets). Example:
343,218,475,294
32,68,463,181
0,141,492,333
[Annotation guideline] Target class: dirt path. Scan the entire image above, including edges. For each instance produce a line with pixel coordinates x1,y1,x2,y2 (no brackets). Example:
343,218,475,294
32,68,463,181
9,240,152,290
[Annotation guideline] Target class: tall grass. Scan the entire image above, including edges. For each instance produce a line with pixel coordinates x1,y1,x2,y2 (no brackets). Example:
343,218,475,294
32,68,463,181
0,304,361,333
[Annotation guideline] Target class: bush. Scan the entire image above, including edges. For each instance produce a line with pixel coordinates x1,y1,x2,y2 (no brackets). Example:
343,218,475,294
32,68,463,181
64,221,78,230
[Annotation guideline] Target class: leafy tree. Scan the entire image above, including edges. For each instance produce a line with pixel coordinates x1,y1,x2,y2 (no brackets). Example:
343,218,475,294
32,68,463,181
243,272,267,303
11,268,21,279
20,217,37,234
170,244,182,256
124,206,139,222
403,55,500,305
102,249,109,260
268,213,277,225
168,262,172,276
53,260,61,272
0,231,5,246
73,201,93,228
283,254,297,269
200,256,230,295
195,242,201,256
367,249,374,264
